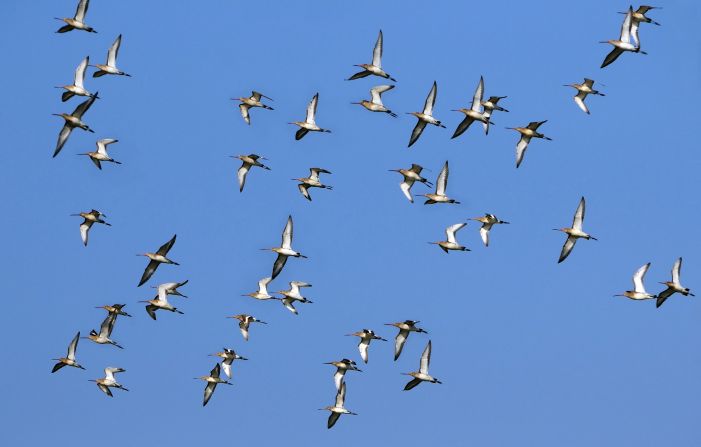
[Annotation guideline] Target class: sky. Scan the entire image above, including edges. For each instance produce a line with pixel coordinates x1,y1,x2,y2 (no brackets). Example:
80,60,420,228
1,0,700,445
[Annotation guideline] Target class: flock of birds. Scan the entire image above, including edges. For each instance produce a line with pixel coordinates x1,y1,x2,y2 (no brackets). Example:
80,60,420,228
49,0,694,429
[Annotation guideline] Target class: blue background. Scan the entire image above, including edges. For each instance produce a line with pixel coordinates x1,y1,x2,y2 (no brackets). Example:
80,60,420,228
1,1,699,445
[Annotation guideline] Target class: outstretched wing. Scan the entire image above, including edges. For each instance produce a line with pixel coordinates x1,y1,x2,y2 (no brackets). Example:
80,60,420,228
138,260,160,287
272,253,288,280
306,93,318,124
515,135,531,168
419,340,432,374
372,30,383,67
572,197,586,230
237,163,250,192
394,329,409,361
435,161,449,196
408,120,427,148
107,35,122,67
558,236,577,263
423,81,437,115
404,377,422,391
239,104,251,125
156,234,177,256
74,56,89,88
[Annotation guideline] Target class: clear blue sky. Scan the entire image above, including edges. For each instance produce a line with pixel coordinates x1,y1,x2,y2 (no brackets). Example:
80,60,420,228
1,1,699,445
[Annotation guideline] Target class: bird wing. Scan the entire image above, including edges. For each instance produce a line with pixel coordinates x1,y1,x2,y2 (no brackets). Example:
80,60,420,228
306,93,318,124
601,47,624,68
72,93,96,118
399,179,415,203
370,84,393,105
423,81,437,115
335,381,346,407
479,226,490,247
671,257,682,285
281,216,293,249
435,161,449,196
404,377,422,391
583,78,595,89
327,412,341,429
656,287,674,308
221,360,233,379
295,128,309,140
75,0,89,21
358,339,369,363
620,7,633,43
419,340,432,374
515,135,531,168
633,263,651,293
156,234,177,256
572,197,586,230
107,35,122,67
471,76,484,111
99,312,115,337
90,157,102,170
74,56,88,88
251,90,272,101
298,184,312,201
452,116,475,139
67,331,80,360
145,304,158,320
558,236,577,263
258,277,272,295
54,125,73,157
372,30,383,67
239,104,251,125
237,163,250,192
333,370,345,391
408,120,427,147
394,329,409,360
281,298,297,314
96,138,116,156
239,321,249,341
409,164,423,174
98,383,113,397
574,92,589,114
445,223,466,244
210,362,221,379
527,120,545,130
203,382,217,406
79,221,93,246
138,260,160,287
272,253,288,280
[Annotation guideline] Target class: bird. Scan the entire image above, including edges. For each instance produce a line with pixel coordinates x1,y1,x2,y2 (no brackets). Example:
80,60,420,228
407,81,445,147
83,312,123,349
430,223,469,254
554,197,597,263
480,95,509,135
451,76,494,139
620,6,661,46
263,216,307,280
137,234,178,287
346,30,396,82
57,56,97,102
506,120,552,168
90,367,128,397
325,359,362,391
352,85,397,117
242,277,275,300
55,0,96,33
234,91,274,125
320,382,357,429
564,78,605,114
277,281,313,315
389,163,433,203
51,331,85,373
52,94,98,157
91,35,131,77
79,138,121,170
290,93,331,140
232,154,270,192
403,340,442,391
420,161,459,204
196,363,231,407
601,7,647,68
614,263,657,300
470,214,510,247
294,168,333,201
71,209,110,246
346,329,387,364
140,285,185,320
656,258,694,308
209,348,248,379
95,304,132,317
227,314,267,341
152,280,189,299
385,320,427,361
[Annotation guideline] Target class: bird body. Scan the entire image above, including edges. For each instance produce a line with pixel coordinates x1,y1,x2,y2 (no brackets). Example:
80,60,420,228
389,164,432,203
57,56,96,101
290,93,330,140
615,263,657,300
295,168,333,201
408,81,444,147
90,367,128,397
601,7,647,68
265,216,306,280
554,197,596,263
196,363,232,406
228,314,266,341
83,313,122,349
470,214,509,247
320,382,357,429
80,138,121,169
347,30,396,82
431,223,469,253
92,35,131,77
137,235,178,287
403,340,442,390
656,258,694,308
325,358,361,390
507,120,552,168
346,329,386,363
51,332,85,373
451,76,493,139
234,154,270,192
71,209,110,246
53,94,98,157
209,348,247,378
386,320,427,361
353,85,397,117
421,161,459,204
55,0,96,33
564,78,605,114
235,91,273,125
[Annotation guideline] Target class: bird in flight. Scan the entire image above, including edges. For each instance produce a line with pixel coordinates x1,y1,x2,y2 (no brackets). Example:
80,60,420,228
290,93,331,140
614,263,657,301
346,30,396,82
137,234,179,287
91,35,131,77
55,0,96,33
71,209,110,246
403,340,442,391
656,258,694,308
52,94,98,157
407,81,445,147
234,91,273,125
554,197,597,263
51,332,85,373
506,120,552,168
263,216,307,280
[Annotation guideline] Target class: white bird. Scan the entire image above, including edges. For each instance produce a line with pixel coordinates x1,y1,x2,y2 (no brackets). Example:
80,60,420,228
625,6,662,47
564,78,605,114
196,363,232,407
90,367,128,397
506,120,552,168
55,0,96,33
352,85,397,117
614,263,657,300
52,94,98,157
232,154,270,192
57,56,97,102
320,382,357,429
407,81,445,147
71,209,110,246
79,138,121,170
480,95,509,135
430,223,469,254
325,359,362,391
470,214,510,247
152,280,189,299
277,281,313,315
263,216,307,280
419,161,459,204
451,76,494,139
92,35,131,77
83,313,123,349
51,331,85,373
140,285,185,320
137,234,178,287
346,329,387,364
388,164,433,203
290,93,331,140
209,348,247,379
227,314,267,341
403,340,442,390
385,320,427,361
294,168,333,201
601,7,647,68
242,277,275,300
234,91,273,125
554,197,597,263
656,258,694,308
346,30,396,82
